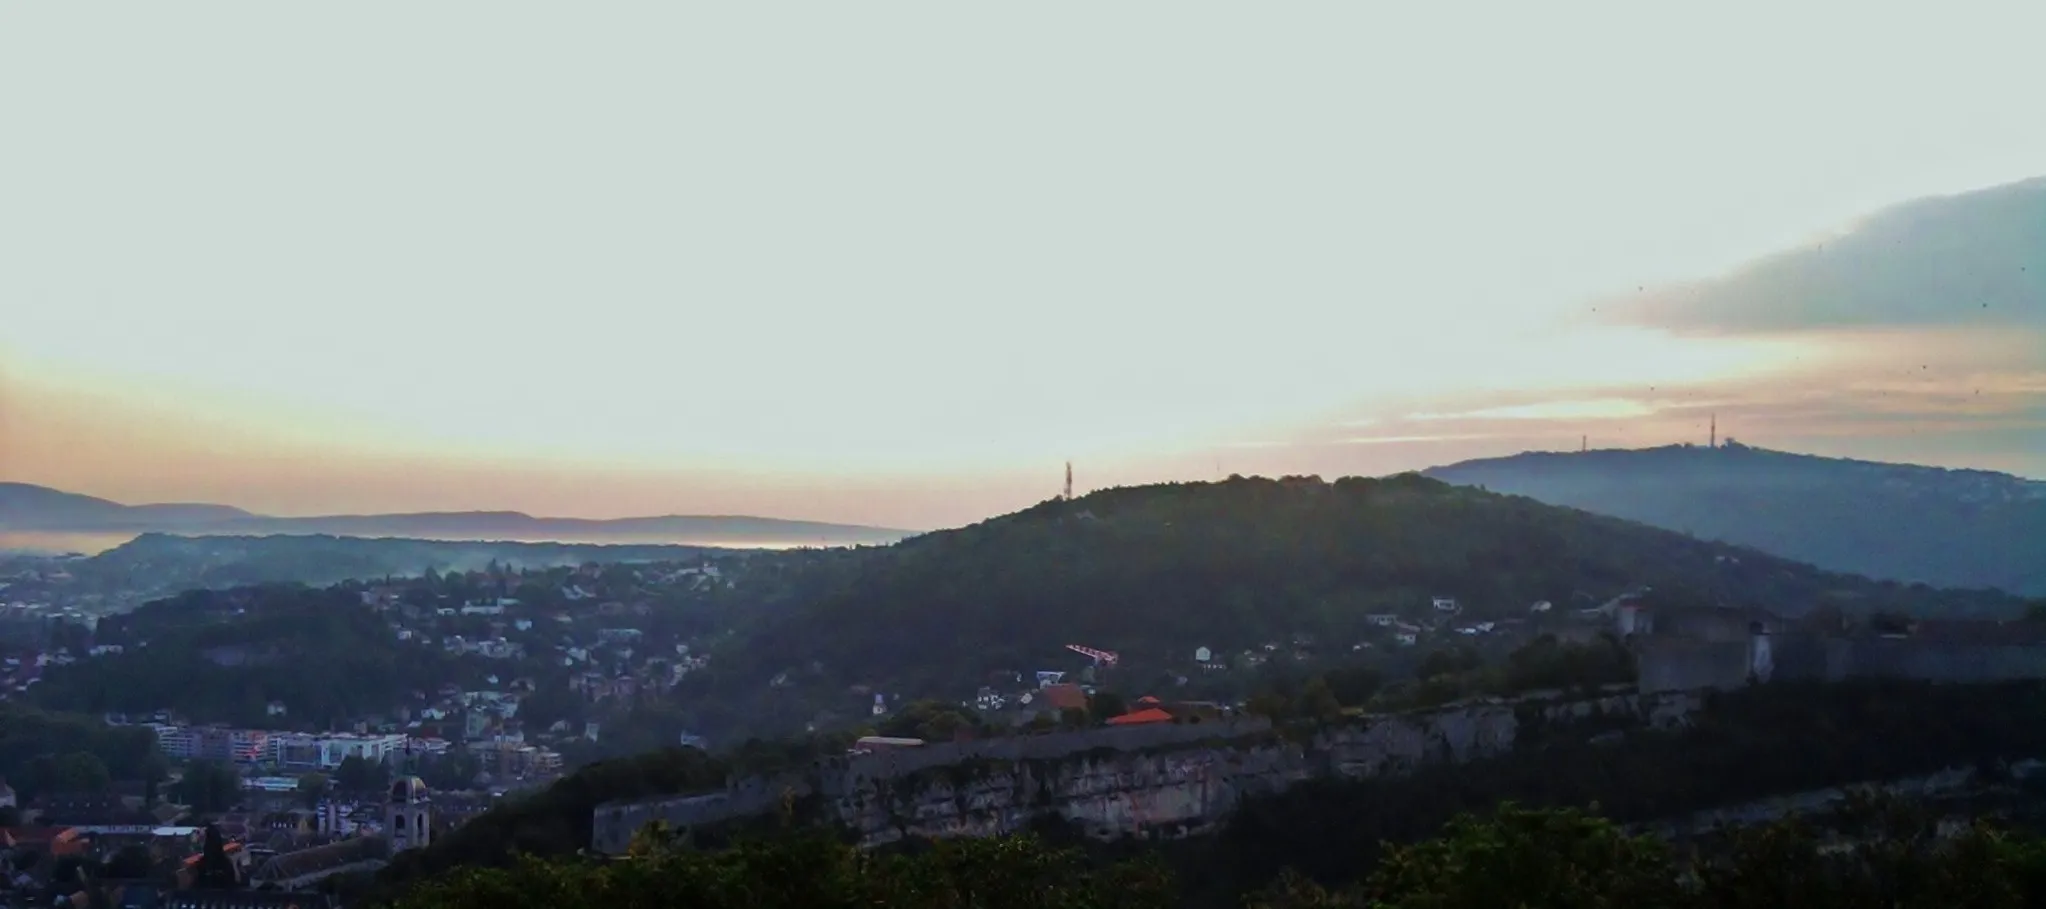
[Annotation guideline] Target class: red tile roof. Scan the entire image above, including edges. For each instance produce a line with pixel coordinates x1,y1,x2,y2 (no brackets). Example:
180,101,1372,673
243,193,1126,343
1107,708,1174,726
1040,684,1088,711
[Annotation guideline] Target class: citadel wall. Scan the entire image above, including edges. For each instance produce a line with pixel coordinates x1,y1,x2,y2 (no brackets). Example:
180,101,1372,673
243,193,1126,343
1636,631,2046,692
591,690,1702,853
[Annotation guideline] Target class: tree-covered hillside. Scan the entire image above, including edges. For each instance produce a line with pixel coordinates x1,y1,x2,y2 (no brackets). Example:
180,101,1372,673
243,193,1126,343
1425,443,2046,596
697,474,2022,700
25,584,480,729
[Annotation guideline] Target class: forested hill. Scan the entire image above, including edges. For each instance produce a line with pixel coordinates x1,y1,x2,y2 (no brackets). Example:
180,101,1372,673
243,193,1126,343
1424,444,2046,596
700,474,2024,700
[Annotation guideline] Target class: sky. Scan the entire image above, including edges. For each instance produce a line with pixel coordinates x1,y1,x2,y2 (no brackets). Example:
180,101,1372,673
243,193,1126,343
3,2,2044,531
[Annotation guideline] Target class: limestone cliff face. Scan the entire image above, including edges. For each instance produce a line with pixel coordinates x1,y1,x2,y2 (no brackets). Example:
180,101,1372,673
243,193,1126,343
591,690,1702,853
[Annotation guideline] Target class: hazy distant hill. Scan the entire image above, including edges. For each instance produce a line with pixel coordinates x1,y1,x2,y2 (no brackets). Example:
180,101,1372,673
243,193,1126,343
1425,444,2046,596
0,481,911,548
0,482,253,528
704,474,2025,703
65,532,730,607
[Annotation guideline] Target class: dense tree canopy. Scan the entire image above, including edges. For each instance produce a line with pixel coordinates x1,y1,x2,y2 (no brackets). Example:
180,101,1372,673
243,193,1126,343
708,475,2022,714
1201,679,2046,900
383,800,2046,909
1245,799,2046,908
0,704,164,800
173,760,244,815
28,585,478,728
390,827,1175,909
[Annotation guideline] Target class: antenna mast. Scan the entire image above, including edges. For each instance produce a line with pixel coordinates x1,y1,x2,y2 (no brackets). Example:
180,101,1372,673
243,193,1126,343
1063,461,1073,500
1710,414,1717,449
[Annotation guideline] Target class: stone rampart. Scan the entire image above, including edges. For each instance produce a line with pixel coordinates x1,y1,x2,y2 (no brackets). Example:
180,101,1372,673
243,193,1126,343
1637,639,1751,693
591,690,1702,853
1637,634,2046,693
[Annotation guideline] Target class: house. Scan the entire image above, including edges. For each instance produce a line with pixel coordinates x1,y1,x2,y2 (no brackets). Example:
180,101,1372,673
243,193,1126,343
1107,707,1173,726
32,792,159,830
244,835,390,891
1,825,87,856
1039,683,1089,712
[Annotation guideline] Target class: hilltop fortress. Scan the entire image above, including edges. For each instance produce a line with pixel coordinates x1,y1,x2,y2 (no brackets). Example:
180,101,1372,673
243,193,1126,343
591,598,2046,854
592,689,1702,853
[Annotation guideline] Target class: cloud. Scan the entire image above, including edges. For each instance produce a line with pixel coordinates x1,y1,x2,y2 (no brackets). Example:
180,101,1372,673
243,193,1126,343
1406,398,1659,423
1609,176,2046,336
1339,434,1496,446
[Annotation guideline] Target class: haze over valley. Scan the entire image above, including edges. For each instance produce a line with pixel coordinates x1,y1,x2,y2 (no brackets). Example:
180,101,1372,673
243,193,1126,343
0,481,913,555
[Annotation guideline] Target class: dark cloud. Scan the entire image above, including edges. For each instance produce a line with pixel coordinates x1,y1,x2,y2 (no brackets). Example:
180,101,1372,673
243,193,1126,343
1618,176,2046,335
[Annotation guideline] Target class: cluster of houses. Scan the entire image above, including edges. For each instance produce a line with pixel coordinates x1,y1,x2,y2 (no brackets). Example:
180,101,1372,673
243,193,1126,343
0,773,469,907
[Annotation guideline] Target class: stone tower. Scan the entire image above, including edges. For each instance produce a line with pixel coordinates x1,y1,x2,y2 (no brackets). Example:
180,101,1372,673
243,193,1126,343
386,776,432,855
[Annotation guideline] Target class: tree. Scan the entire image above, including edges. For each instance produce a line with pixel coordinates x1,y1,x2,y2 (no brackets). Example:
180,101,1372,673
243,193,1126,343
415,753,482,793
1088,691,1128,722
23,751,110,795
876,700,982,742
1294,676,1342,721
173,761,242,815
1321,666,1383,708
388,829,1176,909
1360,804,1681,909
101,843,155,880
190,823,240,890
1416,647,1481,681
297,772,332,809
335,754,391,793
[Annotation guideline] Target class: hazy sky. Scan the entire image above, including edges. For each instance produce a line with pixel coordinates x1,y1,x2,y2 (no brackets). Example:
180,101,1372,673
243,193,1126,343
4,2,2044,530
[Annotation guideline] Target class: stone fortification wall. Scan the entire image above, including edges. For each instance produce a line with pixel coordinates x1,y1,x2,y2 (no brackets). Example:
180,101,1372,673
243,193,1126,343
1637,634,2046,693
1641,758,2046,841
592,691,1702,854
1831,640,2046,683
1637,640,1752,693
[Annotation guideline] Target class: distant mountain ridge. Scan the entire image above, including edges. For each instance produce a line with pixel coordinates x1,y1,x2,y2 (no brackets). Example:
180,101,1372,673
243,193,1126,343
1423,443,2046,596
0,481,912,547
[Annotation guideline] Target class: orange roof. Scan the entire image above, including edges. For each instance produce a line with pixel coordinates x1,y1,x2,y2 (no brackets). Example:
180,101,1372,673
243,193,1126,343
1135,695,1161,705
2,826,78,844
1040,684,1089,711
1107,707,1174,726
2,827,85,855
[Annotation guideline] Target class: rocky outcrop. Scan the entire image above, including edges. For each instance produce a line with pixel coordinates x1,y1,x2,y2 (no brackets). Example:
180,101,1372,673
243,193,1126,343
591,689,1703,853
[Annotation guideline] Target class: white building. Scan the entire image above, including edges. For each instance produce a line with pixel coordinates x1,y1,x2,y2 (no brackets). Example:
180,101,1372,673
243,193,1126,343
318,733,409,769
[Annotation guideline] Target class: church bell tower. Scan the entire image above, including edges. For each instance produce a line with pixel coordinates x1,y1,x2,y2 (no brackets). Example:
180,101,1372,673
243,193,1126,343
387,776,433,855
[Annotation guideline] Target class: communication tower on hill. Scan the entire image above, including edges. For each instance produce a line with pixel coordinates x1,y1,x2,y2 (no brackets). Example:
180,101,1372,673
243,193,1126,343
1064,461,1073,500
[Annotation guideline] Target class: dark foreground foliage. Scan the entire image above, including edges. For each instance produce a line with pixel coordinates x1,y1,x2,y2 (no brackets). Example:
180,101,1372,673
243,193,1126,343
387,800,2046,909
1200,678,2046,898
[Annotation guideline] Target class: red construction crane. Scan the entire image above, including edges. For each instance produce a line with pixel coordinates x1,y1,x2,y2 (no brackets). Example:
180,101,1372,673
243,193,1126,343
1065,643,1119,667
